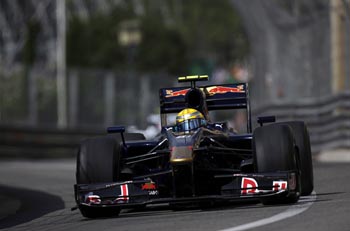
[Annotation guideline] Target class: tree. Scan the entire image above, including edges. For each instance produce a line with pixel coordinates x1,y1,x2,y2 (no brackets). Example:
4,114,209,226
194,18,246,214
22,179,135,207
66,0,249,74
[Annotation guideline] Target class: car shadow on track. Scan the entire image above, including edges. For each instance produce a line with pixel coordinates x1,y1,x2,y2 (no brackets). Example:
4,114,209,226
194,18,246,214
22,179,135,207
0,185,64,229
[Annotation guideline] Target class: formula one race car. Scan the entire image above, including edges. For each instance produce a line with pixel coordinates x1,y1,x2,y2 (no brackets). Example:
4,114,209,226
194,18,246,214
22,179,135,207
74,75,314,218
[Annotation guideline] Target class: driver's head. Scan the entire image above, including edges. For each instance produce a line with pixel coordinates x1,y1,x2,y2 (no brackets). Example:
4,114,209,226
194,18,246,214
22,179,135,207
175,108,207,132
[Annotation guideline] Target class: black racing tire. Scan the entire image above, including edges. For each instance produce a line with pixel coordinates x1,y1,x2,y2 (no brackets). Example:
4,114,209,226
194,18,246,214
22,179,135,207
76,133,146,218
76,136,122,218
253,124,300,204
77,136,121,184
279,121,313,196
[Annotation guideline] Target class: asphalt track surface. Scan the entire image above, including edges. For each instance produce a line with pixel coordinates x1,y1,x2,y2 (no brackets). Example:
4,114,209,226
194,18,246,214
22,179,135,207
0,159,349,231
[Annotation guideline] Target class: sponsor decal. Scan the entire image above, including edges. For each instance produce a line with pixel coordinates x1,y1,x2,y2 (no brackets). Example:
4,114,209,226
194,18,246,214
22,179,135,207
165,85,244,98
148,190,159,196
272,181,288,192
241,177,259,195
116,184,129,202
142,182,156,190
141,182,159,196
206,85,245,95
165,89,190,98
85,194,101,204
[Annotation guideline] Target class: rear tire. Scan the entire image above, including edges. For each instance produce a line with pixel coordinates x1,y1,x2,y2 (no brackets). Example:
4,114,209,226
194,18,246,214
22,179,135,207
279,121,313,196
253,124,300,204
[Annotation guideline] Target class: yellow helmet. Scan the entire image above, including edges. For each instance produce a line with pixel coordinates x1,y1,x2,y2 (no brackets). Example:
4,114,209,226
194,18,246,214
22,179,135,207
175,108,207,132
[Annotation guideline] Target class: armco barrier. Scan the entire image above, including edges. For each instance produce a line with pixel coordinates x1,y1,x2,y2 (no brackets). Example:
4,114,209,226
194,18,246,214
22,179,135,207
253,92,350,154
0,126,104,158
1,92,349,158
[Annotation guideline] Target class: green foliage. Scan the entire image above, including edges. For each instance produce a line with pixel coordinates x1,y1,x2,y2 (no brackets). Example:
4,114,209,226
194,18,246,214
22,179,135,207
66,0,249,74
67,13,127,68
136,15,187,74
180,0,249,64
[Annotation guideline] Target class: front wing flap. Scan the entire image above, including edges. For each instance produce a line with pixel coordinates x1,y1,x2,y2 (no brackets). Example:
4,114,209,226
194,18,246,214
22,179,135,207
75,171,298,208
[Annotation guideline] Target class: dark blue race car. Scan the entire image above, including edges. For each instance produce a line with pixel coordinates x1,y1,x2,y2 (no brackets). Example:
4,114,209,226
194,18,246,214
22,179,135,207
74,75,313,218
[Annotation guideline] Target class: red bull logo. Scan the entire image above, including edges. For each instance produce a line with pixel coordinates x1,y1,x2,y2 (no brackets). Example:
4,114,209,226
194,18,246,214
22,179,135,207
142,182,156,190
165,88,190,98
241,177,259,195
272,181,288,192
165,85,245,98
206,85,245,95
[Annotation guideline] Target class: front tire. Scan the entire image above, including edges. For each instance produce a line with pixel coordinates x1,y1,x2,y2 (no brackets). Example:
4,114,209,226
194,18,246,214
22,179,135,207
76,133,146,218
253,124,300,204
76,136,122,218
279,121,313,196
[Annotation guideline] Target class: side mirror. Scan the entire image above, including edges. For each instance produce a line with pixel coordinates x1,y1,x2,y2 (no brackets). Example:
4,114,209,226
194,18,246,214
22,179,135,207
257,116,276,127
107,126,126,147
107,126,125,133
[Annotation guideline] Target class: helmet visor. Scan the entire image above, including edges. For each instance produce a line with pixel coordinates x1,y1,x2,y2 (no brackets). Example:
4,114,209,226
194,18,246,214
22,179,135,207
174,118,207,132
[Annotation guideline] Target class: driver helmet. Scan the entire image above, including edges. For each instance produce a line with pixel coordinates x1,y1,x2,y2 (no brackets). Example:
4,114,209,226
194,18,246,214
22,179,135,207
175,108,207,132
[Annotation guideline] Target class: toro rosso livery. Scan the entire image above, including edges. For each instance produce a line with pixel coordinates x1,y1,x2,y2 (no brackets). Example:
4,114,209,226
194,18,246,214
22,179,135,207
74,75,313,218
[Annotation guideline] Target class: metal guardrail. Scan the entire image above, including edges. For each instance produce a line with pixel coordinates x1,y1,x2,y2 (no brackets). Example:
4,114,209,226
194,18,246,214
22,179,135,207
253,92,350,153
0,126,104,158
1,92,349,158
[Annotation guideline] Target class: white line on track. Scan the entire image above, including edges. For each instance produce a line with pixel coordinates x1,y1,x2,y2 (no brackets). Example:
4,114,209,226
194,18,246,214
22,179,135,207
219,191,317,231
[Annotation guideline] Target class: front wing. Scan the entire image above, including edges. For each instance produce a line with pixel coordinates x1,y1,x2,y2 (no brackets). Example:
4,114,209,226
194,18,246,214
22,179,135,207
74,171,298,209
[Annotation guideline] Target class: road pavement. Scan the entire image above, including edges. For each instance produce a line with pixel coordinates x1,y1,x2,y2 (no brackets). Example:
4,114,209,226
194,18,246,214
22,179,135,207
0,157,349,231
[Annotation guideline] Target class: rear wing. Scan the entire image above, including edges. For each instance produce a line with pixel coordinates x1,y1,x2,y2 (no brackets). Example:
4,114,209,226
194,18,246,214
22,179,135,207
159,83,252,132
159,83,249,113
